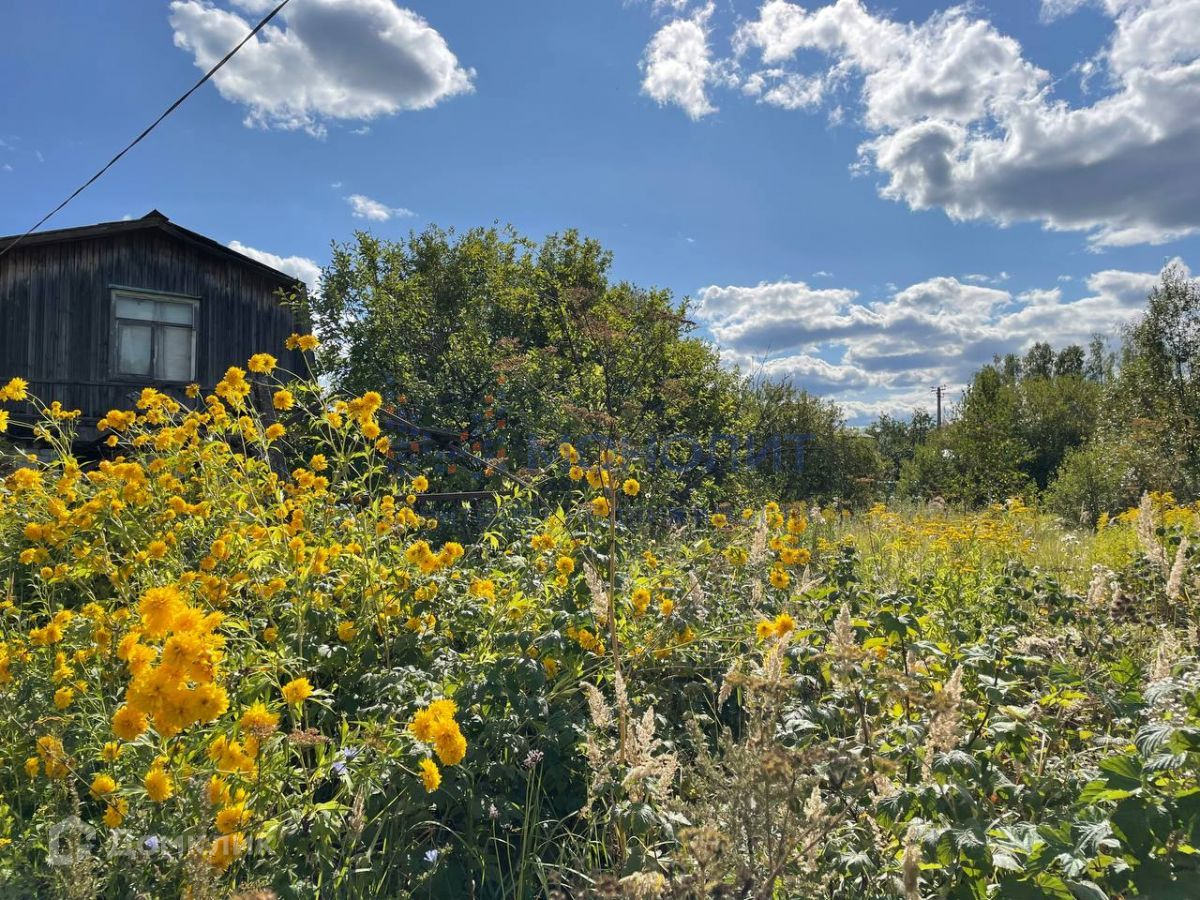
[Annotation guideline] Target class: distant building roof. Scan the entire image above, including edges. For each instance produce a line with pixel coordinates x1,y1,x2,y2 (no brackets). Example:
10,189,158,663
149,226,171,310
0,210,303,289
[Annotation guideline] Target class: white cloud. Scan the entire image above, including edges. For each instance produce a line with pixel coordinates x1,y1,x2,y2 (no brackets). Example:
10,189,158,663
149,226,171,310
169,0,473,136
229,240,322,293
721,0,1200,247
695,258,1187,420
963,272,1010,285
743,69,825,110
1039,0,1092,22
346,193,415,221
641,3,717,120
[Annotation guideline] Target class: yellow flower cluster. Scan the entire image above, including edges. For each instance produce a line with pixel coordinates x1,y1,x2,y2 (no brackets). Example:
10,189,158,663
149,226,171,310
285,332,319,352
0,376,29,401
756,612,795,640
215,366,251,406
111,583,228,741
408,699,468,792
404,539,465,574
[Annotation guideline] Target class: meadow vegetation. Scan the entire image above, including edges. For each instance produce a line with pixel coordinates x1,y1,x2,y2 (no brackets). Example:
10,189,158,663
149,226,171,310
2,233,1200,898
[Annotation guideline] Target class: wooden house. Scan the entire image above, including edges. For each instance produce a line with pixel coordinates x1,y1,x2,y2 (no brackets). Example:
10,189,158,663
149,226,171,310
0,210,306,440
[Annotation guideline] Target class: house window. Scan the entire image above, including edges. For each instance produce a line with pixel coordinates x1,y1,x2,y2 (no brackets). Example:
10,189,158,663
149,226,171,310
111,291,197,382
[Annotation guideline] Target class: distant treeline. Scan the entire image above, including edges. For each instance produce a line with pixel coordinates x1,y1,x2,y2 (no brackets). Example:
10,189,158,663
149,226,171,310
879,266,1200,522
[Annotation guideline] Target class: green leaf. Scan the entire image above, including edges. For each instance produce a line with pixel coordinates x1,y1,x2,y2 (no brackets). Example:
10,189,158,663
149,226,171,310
1098,754,1143,789
1065,880,1108,900
1078,780,1135,804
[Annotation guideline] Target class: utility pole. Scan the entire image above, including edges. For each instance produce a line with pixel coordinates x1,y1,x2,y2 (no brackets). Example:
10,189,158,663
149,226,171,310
931,385,946,428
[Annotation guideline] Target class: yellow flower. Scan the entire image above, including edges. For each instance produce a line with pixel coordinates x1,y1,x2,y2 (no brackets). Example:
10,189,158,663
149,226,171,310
262,626,278,642
112,705,148,741
239,702,280,733
207,776,232,808
265,423,286,440
755,620,774,640
144,766,173,803
0,410,8,433
710,513,728,528
272,389,295,410
590,496,610,518
103,798,128,829
53,686,74,709
622,478,640,497
247,353,277,374
285,332,310,350
555,556,575,575
1,377,29,402
24,757,39,778
660,598,675,617
90,773,117,798
101,742,122,762
216,802,251,834
138,584,185,638
409,699,467,766
281,677,313,705
769,567,790,590
208,832,246,871
433,721,468,766
774,612,795,637
9,468,41,491
420,757,441,792
631,587,651,616
412,475,429,493
337,620,357,642
568,465,584,482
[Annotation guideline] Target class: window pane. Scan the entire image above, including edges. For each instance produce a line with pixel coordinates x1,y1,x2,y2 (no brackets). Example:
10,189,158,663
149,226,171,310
117,323,153,375
114,297,157,321
157,326,193,381
155,301,194,326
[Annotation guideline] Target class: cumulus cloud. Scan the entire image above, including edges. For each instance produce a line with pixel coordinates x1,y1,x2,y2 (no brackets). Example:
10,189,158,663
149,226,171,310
641,3,718,119
228,240,322,293
346,193,415,221
169,0,473,136
695,258,1187,420
718,0,1200,247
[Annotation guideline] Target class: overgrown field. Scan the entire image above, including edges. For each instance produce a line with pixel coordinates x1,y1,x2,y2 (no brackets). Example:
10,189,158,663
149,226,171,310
2,351,1200,899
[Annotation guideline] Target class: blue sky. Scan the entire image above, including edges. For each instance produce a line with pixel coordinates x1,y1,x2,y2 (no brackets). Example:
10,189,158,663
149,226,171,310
2,0,1198,421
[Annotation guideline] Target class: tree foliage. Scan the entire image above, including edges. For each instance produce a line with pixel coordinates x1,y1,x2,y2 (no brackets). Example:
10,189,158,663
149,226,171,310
305,225,880,505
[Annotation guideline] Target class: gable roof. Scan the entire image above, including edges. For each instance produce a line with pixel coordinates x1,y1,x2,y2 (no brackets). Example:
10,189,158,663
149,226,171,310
0,210,304,290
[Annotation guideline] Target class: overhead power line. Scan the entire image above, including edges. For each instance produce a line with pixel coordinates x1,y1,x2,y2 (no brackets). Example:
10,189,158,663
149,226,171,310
0,0,293,261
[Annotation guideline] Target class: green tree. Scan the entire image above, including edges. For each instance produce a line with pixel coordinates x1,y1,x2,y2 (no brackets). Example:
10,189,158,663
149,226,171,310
1023,342,1055,380
898,368,1034,504
866,410,934,483
1084,334,1116,384
306,225,741,462
1017,368,1100,490
1053,344,1085,378
742,379,883,505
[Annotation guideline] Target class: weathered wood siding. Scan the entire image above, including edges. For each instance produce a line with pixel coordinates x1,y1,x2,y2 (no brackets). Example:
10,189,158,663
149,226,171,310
0,229,303,423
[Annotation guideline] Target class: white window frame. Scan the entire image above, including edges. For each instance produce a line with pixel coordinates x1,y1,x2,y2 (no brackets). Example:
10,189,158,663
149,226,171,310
109,288,199,383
